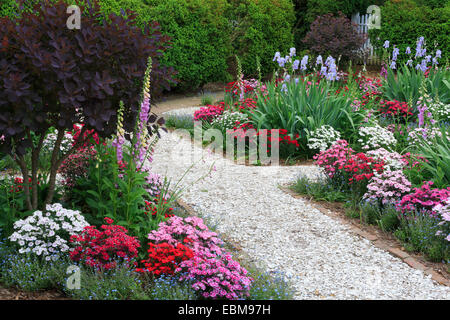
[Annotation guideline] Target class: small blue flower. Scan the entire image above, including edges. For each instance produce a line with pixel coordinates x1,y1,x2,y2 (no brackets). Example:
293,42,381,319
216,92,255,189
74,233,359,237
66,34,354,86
383,40,390,48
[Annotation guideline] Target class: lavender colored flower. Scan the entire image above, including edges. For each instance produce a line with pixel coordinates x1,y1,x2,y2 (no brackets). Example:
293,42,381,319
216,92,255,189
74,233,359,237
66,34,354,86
405,47,411,54
273,52,281,62
383,40,389,48
392,47,399,61
300,55,308,71
292,59,300,71
390,61,396,70
277,57,286,67
406,59,413,67
289,47,296,57
435,49,442,58
316,55,323,65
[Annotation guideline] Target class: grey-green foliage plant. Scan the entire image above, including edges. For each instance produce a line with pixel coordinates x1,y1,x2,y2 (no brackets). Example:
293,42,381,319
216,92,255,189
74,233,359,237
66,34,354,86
244,78,363,157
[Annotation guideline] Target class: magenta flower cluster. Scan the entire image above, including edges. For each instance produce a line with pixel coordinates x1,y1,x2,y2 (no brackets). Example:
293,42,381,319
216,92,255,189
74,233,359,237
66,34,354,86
313,139,353,178
363,170,411,206
148,216,253,299
397,181,450,215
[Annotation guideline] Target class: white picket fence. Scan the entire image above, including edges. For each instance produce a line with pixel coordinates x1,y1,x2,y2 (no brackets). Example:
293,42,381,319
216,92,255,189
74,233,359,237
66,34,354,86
351,12,380,65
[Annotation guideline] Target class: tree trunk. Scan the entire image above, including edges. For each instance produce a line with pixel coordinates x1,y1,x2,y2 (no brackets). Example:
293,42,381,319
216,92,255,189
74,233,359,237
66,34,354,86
15,155,32,211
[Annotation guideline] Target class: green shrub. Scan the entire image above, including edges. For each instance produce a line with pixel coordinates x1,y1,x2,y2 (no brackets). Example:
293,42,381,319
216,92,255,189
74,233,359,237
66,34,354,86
369,0,450,64
227,0,295,78
147,0,232,90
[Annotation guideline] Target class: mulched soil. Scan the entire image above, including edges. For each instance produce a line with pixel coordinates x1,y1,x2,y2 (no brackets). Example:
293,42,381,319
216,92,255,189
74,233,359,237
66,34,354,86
0,286,68,300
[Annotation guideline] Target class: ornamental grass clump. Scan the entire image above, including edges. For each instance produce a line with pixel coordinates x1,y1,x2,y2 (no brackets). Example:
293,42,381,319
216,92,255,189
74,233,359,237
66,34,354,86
9,203,89,261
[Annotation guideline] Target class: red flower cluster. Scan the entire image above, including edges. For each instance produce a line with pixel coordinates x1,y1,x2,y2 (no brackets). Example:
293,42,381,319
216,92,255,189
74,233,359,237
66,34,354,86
72,124,100,147
344,153,384,184
136,241,194,276
257,129,300,149
70,218,140,271
9,177,38,193
234,98,257,112
193,105,224,123
378,100,412,118
144,197,174,219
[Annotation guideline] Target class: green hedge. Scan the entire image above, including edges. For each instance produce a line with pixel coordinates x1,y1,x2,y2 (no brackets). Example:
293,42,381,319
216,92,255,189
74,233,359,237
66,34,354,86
227,0,295,78
369,0,450,64
146,0,232,90
2,0,296,90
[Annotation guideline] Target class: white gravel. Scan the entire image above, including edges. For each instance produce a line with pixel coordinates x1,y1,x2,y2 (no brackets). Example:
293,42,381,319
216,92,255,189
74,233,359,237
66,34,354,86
162,107,201,120
150,130,450,300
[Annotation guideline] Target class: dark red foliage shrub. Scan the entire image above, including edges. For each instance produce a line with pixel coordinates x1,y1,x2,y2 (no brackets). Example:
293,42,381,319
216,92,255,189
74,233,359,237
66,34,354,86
136,242,194,276
0,0,175,209
302,12,367,61
70,217,140,271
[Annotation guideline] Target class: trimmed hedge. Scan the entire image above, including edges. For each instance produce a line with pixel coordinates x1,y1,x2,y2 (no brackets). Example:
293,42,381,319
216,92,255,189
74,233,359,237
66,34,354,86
146,0,232,91
369,0,450,64
227,0,296,79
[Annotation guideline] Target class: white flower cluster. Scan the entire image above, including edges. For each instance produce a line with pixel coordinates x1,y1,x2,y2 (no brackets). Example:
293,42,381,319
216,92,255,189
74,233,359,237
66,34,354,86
43,130,74,154
429,101,450,121
211,110,248,131
366,148,405,172
408,126,447,145
9,203,89,261
358,124,397,151
306,125,341,152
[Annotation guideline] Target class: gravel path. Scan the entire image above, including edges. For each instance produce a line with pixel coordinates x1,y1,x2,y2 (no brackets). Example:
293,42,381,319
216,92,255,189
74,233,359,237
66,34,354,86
150,130,450,300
